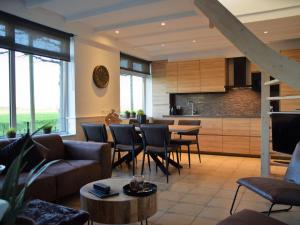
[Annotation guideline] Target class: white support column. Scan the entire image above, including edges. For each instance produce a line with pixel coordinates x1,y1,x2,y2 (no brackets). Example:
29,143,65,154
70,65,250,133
261,72,270,177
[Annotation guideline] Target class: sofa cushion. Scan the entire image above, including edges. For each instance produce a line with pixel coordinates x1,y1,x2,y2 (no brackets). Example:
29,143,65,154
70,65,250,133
0,172,57,202
33,134,65,161
0,134,44,173
44,160,101,198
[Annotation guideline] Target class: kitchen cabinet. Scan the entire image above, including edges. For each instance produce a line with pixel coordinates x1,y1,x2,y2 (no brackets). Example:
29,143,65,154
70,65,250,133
199,135,222,152
177,60,201,93
166,62,178,93
280,49,300,112
200,58,226,92
223,136,250,154
222,118,250,136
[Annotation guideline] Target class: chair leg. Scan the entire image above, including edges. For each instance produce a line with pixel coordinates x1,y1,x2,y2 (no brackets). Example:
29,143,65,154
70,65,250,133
179,146,182,161
230,185,242,215
132,151,135,175
147,153,151,172
141,151,146,175
187,144,191,168
166,152,169,183
196,136,201,163
112,148,116,165
176,150,180,175
261,204,293,216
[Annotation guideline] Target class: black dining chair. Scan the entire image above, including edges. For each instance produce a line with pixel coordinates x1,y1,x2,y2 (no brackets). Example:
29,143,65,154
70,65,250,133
171,120,201,168
109,124,143,175
151,119,174,125
140,124,180,183
81,123,108,142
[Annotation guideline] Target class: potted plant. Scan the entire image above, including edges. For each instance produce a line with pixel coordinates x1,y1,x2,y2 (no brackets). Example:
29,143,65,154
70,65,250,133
124,110,130,119
0,126,59,225
6,128,16,138
43,125,52,134
130,110,136,118
137,109,146,124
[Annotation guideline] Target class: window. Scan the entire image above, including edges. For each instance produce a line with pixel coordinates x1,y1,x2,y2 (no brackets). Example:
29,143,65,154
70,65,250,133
0,11,73,137
0,48,9,136
119,53,150,113
120,73,145,113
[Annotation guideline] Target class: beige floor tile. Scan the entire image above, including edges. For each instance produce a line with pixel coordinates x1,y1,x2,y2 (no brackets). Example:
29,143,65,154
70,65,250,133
207,197,234,209
191,216,219,225
168,202,204,216
157,199,177,212
180,193,213,205
158,191,185,202
198,206,230,221
155,212,195,225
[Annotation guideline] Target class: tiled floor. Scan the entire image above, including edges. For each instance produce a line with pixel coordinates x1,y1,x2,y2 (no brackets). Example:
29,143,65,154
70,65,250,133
62,154,300,225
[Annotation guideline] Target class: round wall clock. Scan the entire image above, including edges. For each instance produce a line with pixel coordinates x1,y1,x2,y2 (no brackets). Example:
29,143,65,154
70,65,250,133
93,65,109,88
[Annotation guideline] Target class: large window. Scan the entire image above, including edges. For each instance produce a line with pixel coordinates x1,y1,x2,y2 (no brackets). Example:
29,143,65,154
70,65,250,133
0,11,73,137
0,48,67,136
120,73,145,113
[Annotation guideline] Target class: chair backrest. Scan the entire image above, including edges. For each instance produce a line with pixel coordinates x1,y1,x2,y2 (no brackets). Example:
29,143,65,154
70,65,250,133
109,124,140,145
140,124,170,147
152,119,174,125
178,120,201,135
284,142,300,185
81,123,108,142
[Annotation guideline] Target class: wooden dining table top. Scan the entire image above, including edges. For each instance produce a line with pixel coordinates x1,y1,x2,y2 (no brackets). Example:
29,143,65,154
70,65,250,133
134,125,200,133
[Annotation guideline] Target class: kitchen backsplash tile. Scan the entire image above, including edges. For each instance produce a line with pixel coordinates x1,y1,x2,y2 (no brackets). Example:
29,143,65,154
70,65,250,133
172,88,260,117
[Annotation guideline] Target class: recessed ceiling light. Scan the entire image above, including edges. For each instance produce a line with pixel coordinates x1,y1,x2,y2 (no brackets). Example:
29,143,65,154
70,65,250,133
192,40,196,43
115,30,120,34
161,43,165,47
161,22,166,26
263,30,269,34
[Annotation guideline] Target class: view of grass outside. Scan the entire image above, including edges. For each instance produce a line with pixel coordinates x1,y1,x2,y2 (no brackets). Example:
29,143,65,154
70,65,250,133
0,111,60,137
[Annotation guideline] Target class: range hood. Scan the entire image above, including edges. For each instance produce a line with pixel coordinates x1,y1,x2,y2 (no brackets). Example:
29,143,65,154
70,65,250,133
228,57,251,88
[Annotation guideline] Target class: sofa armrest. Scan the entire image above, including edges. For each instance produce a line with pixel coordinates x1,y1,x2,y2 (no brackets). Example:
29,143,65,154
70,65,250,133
63,141,112,178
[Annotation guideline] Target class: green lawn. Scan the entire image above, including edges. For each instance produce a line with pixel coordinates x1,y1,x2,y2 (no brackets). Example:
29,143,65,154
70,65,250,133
0,112,60,136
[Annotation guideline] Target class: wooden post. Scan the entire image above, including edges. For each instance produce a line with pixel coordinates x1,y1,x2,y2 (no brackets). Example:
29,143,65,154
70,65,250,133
261,72,270,177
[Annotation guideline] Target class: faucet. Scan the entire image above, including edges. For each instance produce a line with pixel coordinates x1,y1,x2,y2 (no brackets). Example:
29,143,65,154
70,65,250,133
188,101,195,115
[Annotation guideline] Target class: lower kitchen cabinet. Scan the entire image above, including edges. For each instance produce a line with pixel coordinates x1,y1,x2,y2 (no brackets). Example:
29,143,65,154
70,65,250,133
222,136,250,154
199,135,222,153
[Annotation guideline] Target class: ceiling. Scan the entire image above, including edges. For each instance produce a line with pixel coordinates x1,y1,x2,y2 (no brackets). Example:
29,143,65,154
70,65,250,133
23,0,300,60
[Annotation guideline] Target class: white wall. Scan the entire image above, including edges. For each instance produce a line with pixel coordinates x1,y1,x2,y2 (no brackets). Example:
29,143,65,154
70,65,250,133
74,39,120,118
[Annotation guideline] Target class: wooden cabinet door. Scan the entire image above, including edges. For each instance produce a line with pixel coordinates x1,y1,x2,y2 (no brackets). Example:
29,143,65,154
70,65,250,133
166,62,178,93
177,60,201,93
199,135,222,152
280,49,300,111
222,118,250,136
152,61,169,117
223,136,250,154
200,58,226,92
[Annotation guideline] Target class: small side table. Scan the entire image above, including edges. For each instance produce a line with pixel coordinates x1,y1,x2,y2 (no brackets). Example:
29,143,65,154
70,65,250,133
80,178,157,225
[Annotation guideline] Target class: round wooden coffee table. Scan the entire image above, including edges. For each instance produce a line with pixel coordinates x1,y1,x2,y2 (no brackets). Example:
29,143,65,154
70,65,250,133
80,178,157,224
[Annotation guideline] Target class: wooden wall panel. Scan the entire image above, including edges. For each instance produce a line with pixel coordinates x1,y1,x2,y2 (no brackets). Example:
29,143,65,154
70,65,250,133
223,136,250,154
200,58,226,92
280,49,300,112
177,60,201,93
199,135,222,152
222,118,250,136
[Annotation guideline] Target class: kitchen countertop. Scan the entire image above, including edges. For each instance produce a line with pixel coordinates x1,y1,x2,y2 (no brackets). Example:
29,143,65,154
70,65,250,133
163,115,261,118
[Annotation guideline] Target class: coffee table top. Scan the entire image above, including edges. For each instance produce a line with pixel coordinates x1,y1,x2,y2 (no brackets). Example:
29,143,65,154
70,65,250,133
80,178,157,224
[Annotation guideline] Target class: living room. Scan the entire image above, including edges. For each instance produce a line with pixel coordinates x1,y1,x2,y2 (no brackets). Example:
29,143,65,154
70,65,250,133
1,0,300,225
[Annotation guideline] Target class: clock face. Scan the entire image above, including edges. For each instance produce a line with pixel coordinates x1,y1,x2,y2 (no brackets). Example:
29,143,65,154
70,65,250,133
93,65,109,88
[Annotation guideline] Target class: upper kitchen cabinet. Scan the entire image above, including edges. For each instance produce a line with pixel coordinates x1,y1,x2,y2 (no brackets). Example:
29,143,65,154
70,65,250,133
166,61,178,93
279,49,300,111
152,61,168,105
200,58,226,92
177,60,201,93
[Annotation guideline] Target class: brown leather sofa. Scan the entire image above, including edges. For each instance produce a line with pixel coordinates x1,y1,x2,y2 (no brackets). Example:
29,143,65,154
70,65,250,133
0,134,111,202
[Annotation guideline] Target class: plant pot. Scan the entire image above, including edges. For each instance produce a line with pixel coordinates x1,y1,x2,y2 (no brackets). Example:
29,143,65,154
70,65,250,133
137,115,146,124
6,133,16,138
130,112,136,118
43,128,52,134
125,113,130,119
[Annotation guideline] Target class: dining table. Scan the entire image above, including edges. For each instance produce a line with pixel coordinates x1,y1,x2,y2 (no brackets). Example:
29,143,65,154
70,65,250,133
109,124,200,173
